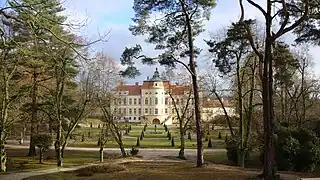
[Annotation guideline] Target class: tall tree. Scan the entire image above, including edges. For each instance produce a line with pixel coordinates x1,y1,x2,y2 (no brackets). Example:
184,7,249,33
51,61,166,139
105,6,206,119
206,21,253,167
120,0,216,167
238,0,311,179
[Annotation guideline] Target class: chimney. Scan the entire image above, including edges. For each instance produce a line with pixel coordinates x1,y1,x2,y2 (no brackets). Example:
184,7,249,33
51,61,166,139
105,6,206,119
135,82,139,86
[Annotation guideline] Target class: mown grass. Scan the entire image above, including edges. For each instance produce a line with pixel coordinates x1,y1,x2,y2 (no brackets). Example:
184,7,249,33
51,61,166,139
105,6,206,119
4,148,120,173
68,138,226,149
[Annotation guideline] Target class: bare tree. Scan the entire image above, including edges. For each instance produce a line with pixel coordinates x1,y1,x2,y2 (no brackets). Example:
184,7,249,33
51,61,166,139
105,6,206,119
238,0,311,178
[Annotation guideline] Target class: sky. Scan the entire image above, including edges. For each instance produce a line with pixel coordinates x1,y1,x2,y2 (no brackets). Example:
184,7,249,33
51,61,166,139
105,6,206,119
1,0,320,83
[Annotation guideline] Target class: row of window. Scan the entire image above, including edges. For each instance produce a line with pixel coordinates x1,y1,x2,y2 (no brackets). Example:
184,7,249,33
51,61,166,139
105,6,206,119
116,97,188,106
114,107,189,115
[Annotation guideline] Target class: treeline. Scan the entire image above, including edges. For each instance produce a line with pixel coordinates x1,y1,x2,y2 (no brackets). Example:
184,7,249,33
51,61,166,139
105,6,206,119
0,0,112,171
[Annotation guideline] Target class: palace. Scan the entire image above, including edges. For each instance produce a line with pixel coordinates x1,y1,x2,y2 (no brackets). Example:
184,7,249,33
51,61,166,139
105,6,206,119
112,68,235,125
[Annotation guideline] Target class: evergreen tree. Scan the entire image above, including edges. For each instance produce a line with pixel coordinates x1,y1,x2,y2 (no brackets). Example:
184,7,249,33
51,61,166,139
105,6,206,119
120,0,216,167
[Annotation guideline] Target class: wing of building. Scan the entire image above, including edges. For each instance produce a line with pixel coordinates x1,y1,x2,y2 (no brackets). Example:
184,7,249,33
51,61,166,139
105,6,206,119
111,68,235,125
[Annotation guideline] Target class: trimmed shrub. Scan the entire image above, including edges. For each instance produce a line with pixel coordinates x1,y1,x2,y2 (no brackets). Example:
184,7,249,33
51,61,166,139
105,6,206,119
188,132,192,140
136,137,140,146
208,138,212,148
218,131,222,139
81,133,85,142
171,137,175,147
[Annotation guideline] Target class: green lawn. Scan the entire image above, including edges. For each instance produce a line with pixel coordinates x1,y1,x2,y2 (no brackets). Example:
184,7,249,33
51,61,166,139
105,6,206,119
67,123,227,149
4,148,120,173
68,137,226,149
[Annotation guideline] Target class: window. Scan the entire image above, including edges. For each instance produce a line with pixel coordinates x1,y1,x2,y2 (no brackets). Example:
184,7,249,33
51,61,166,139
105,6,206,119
165,98,168,105
165,108,168,114
145,108,148,113
138,108,141,114
155,83,158,86
172,108,175,113
123,98,126,105
150,97,152,105
155,108,158,114
149,108,152,114
155,92,158,94
134,108,136,115
138,98,141,105
134,98,137,105
129,98,132,105
134,117,136,120
119,108,122,113
123,108,126,114
138,117,141,120
114,108,116,112
129,117,131,120
155,97,158,105
129,108,132,115
145,98,148,105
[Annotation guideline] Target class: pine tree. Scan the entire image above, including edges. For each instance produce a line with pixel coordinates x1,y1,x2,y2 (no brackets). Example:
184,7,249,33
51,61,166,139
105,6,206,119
136,137,140,146
218,131,222,139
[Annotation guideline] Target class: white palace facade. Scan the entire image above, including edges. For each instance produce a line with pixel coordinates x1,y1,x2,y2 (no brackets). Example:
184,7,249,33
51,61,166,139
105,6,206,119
111,68,235,125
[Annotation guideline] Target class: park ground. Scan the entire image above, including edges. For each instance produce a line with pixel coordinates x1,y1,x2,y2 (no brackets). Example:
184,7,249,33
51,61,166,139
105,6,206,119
2,122,320,179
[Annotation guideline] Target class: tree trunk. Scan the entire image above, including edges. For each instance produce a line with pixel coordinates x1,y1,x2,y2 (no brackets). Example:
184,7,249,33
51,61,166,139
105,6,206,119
29,67,38,157
55,119,63,167
263,1,276,179
182,6,203,167
99,147,104,162
236,57,245,168
0,140,6,172
119,143,126,157
179,119,186,159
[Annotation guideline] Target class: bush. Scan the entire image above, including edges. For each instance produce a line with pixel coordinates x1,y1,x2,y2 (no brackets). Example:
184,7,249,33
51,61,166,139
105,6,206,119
130,147,139,156
225,137,250,165
275,127,320,172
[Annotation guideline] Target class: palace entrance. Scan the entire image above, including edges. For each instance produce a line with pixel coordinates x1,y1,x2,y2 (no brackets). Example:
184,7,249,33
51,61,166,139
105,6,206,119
152,118,160,124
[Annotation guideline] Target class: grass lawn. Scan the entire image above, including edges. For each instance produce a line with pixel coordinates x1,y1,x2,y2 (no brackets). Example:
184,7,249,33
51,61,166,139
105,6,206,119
68,138,226,149
4,148,120,173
